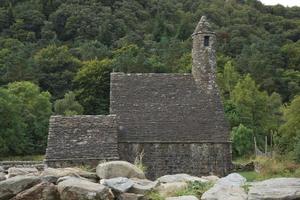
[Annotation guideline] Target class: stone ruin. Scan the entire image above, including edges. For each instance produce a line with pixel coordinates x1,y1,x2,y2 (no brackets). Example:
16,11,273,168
45,16,232,179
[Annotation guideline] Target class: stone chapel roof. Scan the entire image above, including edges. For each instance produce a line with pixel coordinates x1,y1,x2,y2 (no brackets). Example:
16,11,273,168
110,72,229,143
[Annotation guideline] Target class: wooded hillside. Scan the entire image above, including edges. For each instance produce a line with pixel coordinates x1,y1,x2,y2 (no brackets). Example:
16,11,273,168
0,0,299,159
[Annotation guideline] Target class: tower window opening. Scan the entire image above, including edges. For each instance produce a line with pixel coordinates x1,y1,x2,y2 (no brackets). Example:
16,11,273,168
204,36,210,47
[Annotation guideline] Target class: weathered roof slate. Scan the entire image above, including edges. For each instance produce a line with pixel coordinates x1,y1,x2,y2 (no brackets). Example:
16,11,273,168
110,72,229,143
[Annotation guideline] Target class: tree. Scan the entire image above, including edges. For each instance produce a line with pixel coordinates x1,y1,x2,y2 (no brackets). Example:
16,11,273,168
230,74,282,150
54,91,84,115
74,59,112,114
0,88,26,156
0,38,34,84
7,81,52,154
231,124,254,157
34,45,81,100
277,96,300,154
217,61,240,98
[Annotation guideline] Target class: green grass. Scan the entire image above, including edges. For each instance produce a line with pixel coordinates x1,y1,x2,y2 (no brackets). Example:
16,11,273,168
145,191,164,200
0,155,44,161
175,181,214,199
238,171,259,182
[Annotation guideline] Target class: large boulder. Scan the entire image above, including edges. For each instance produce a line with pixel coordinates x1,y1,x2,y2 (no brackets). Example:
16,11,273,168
129,178,158,194
101,177,134,193
201,175,219,183
201,173,247,200
166,195,199,200
96,161,145,179
41,167,97,180
10,182,60,200
8,167,39,178
0,172,6,181
156,182,188,198
248,178,300,200
57,177,113,200
157,174,207,184
0,175,41,200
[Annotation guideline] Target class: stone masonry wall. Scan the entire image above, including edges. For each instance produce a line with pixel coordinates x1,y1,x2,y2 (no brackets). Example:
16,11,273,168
119,142,232,179
45,115,119,167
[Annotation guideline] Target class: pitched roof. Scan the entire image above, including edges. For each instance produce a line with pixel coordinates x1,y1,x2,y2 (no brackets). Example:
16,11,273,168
110,72,229,143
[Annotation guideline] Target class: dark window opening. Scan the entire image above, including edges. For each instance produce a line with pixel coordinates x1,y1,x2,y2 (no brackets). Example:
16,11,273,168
204,36,210,47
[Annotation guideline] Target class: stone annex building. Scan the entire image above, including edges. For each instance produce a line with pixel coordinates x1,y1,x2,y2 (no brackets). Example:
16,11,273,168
45,16,232,179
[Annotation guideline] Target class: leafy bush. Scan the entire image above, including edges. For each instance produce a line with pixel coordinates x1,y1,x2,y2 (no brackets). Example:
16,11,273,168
231,124,254,157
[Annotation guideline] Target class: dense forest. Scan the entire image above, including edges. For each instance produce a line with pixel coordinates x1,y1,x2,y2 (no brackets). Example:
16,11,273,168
0,0,299,160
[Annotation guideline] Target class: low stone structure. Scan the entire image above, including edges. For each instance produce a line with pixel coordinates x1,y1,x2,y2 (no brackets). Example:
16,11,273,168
45,115,119,167
45,16,232,179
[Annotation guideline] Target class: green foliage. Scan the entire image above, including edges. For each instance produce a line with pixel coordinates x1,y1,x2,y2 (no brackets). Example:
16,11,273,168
277,96,300,155
145,191,164,200
231,124,254,157
238,171,259,182
0,0,299,158
74,59,112,115
54,91,84,116
0,81,51,155
34,44,81,100
217,61,240,98
254,156,300,179
176,181,214,199
0,88,26,156
7,81,52,154
0,155,44,161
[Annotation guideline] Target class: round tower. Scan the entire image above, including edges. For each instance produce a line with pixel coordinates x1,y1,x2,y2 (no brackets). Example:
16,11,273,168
192,16,217,92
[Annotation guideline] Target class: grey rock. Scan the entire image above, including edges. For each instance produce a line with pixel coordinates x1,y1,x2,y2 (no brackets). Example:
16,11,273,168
8,167,39,178
156,182,188,198
96,161,145,179
57,177,113,200
0,175,41,200
201,173,247,200
248,178,300,200
157,174,208,184
10,182,60,200
129,178,158,194
41,175,58,183
41,167,97,179
0,172,6,181
200,175,219,183
215,173,246,187
166,195,199,200
57,175,97,184
101,177,134,193
0,166,4,173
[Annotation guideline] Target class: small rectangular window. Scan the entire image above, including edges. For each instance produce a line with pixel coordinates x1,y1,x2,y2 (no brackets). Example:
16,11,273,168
204,36,210,47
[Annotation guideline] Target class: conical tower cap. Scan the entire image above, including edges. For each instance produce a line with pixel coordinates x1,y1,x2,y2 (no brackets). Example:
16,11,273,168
193,16,213,34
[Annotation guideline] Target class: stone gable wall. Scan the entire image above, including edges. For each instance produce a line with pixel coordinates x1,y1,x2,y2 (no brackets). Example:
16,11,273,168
45,115,119,167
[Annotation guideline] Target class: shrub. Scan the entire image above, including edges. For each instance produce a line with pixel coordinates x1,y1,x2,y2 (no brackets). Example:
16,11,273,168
175,181,213,199
231,124,254,157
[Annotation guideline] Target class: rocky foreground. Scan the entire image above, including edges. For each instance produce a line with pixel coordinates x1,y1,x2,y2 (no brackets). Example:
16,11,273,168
0,161,300,200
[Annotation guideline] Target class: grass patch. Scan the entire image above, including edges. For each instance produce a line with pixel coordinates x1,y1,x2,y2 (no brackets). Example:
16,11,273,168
239,171,259,182
238,156,300,181
145,191,164,200
175,181,214,199
0,155,44,161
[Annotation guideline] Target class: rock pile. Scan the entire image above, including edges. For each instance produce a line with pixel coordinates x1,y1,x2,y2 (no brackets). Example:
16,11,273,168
0,160,300,200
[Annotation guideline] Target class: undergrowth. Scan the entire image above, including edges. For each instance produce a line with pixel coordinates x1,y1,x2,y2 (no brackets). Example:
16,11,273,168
175,181,214,199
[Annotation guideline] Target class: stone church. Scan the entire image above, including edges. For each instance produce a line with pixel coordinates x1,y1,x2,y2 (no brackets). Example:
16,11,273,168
45,16,232,179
